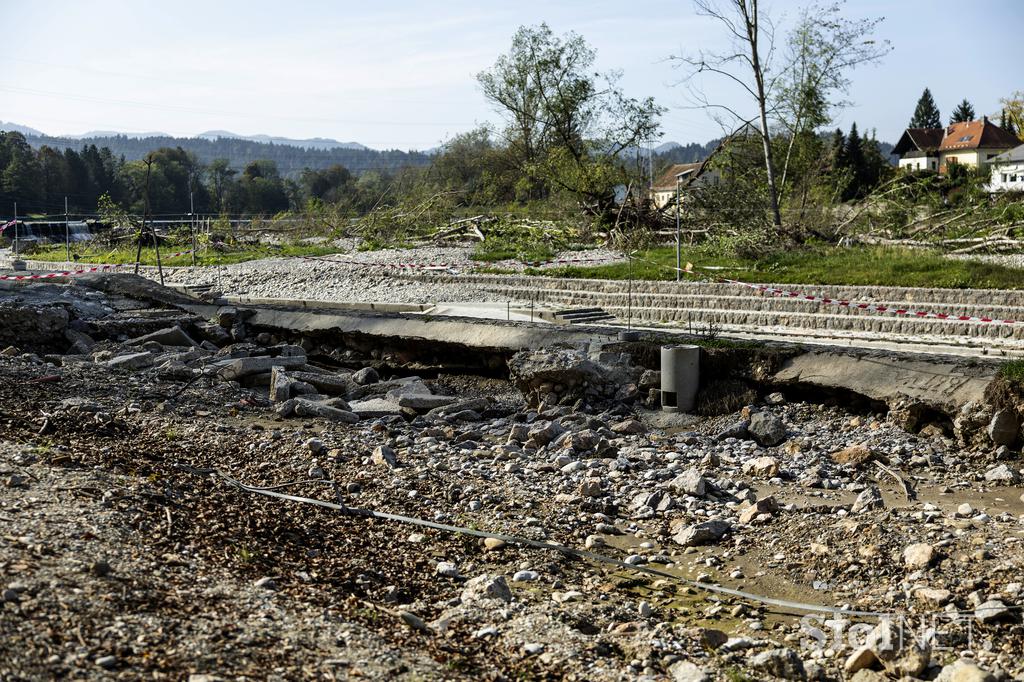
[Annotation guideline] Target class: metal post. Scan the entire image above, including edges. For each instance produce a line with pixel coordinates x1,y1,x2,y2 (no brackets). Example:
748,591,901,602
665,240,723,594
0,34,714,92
13,202,17,258
675,176,681,282
627,252,633,331
189,192,196,265
65,196,71,262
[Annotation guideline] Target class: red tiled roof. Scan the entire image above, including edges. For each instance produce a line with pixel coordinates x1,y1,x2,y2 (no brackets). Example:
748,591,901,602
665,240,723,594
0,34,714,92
939,119,1019,151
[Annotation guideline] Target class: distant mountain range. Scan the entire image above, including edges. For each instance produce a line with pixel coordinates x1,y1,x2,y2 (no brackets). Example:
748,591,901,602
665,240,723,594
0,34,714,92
0,121,429,177
195,130,369,151
1,122,373,152
0,121,45,137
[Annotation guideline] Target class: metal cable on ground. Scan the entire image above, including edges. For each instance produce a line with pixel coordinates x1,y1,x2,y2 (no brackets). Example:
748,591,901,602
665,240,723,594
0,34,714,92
173,463,890,618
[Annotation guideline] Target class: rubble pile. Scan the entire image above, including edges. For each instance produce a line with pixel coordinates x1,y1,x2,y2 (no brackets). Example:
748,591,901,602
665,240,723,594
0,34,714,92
1,275,1022,681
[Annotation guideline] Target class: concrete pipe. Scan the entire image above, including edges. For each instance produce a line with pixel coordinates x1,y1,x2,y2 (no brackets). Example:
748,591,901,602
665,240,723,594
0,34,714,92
661,344,700,413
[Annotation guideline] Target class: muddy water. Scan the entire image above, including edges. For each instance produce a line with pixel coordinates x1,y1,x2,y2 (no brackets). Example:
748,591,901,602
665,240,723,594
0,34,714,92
596,477,1024,637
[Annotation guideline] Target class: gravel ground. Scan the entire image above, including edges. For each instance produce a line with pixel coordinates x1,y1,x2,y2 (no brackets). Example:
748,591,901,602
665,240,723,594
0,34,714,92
162,244,624,305
947,253,1024,270
2,276,1024,681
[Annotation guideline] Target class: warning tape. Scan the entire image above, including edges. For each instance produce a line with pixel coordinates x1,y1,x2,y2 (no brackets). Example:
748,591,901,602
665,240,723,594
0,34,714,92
0,248,199,282
717,277,1022,326
627,256,1024,328
0,264,125,281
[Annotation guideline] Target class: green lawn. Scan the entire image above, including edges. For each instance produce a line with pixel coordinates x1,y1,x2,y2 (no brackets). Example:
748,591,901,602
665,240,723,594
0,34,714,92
24,243,345,267
537,245,1024,290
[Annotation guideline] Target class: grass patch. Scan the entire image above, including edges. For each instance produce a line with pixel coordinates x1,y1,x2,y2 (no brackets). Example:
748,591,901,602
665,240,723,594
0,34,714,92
25,242,344,267
541,244,1024,290
471,240,555,263
999,359,1024,384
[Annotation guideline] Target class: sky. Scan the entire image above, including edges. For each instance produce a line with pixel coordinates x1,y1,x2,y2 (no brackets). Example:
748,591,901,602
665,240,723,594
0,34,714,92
1,0,1022,151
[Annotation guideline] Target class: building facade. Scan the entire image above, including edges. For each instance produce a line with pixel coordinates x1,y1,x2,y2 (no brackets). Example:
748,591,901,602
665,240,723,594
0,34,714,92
989,144,1024,192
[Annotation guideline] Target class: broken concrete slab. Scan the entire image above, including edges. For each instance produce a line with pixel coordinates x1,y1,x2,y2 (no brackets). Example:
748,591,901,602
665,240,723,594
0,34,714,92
270,366,293,402
292,398,359,423
217,354,307,381
105,352,154,370
348,397,404,419
397,394,457,410
771,351,996,417
127,325,199,348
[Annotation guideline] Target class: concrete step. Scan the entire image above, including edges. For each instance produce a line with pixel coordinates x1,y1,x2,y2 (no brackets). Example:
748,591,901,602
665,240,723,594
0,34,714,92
555,307,616,324
397,272,1024,341
407,272,1024,308
594,304,1024,340
470,283,1024,320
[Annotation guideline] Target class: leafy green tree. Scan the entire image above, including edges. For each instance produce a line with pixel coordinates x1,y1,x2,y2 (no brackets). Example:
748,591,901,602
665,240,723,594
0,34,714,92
0,132,42,211
999,92,1024,140
225,160,290,214
206,159,236,214
37,146,68,208
949,99,975,124
909,88,942,128
1001,109,1018,138
300,164,353,204
774,2,891,201
478,24,662,214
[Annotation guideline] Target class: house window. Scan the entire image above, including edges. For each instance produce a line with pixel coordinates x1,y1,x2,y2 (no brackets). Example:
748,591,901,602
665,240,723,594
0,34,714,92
1005,174,1010,182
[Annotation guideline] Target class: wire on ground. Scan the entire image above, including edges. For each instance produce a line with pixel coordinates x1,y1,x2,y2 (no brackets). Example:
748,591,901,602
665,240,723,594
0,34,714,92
175,463,895,619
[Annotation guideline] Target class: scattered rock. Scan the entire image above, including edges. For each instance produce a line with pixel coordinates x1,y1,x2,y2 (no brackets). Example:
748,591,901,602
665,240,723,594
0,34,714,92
743,456,780,478
903,542,935,569
935,660,996,682
738,496,778,524
986,409,1018,446
748,648,805,680
851,485,885,513
670,468,708,497
669,660,711,682
371,445,398,468
747,411,787,446
975,599,1013,623
672,519,731,547
831,443,880,466
983,463,1020,484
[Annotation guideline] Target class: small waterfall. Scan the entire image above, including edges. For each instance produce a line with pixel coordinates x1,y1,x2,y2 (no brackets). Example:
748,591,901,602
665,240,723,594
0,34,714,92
3,220,97,246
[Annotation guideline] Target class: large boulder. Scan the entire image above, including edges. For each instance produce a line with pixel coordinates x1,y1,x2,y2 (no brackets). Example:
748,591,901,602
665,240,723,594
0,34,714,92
747,411,787,446
507,348,640,407
987,409,1019,447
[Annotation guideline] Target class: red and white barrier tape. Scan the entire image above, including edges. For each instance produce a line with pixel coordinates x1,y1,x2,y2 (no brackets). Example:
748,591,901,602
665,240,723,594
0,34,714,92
670,262,1023,326
0,264,125,281
1,248,198,282
724,277,1021,325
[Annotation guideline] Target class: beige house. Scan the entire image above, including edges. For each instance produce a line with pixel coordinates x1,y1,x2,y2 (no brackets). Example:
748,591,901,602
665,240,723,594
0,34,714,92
650,162,721,208
893,118,1018,173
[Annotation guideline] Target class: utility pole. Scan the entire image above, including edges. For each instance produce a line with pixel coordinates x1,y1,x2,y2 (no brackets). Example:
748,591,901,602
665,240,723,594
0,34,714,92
675,175,681,282
65,196,71,262
189,191,196,265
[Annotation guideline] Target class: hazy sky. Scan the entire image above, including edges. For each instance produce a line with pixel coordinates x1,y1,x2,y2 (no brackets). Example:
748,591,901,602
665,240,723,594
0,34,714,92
2,0,1021,150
